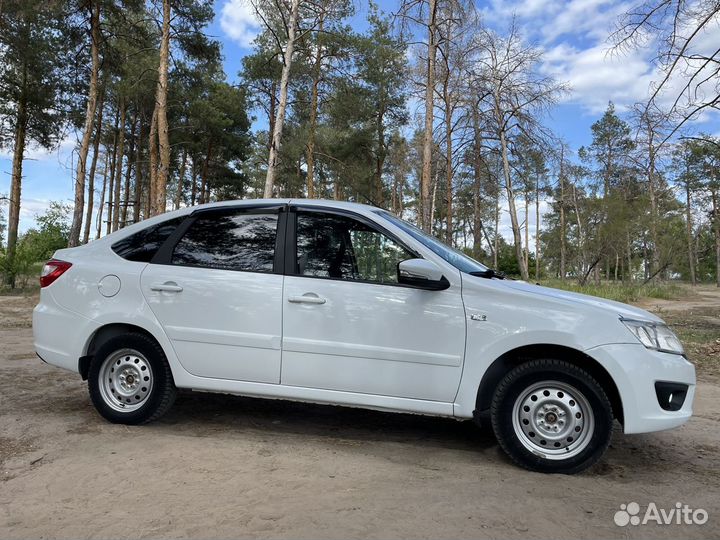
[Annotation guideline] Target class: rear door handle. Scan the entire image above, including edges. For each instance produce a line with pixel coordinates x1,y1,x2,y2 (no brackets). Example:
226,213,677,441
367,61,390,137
150,282,183,293
288,293,326,305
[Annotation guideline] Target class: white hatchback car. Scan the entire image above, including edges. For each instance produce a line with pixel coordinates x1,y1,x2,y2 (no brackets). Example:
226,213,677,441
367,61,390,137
33,199,695,473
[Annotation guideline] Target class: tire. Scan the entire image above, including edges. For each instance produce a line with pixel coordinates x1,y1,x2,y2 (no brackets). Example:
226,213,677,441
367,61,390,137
88,332,177,425
490,359,613,474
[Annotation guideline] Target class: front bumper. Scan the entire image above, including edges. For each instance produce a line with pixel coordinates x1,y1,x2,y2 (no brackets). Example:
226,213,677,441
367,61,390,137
586,343,696,434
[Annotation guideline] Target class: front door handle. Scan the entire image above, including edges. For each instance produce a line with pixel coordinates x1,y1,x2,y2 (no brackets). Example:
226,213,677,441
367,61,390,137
150,282,183,293
288,293,326,305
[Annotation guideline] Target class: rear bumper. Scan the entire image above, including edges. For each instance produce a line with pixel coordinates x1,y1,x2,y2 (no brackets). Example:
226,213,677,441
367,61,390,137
586,343,696,434
32,290,98,374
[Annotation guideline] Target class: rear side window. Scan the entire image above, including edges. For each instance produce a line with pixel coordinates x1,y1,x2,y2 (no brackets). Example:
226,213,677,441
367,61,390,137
111,217,184,262
171,212,278,273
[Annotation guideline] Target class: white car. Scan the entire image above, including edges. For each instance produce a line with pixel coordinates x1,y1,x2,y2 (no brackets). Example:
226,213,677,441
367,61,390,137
33,199,695,473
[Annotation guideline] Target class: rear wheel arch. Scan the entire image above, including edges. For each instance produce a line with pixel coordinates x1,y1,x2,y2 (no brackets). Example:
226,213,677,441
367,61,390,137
474,344,623,425
80,323,166,380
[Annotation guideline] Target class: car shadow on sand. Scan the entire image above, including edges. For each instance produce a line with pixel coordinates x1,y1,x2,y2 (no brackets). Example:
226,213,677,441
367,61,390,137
159,389,498,453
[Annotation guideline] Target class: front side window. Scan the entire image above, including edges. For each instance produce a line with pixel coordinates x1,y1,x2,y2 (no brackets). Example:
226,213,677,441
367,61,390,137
172,212,278,272
112,217,184,262
295,212,413,284
376,210,489,274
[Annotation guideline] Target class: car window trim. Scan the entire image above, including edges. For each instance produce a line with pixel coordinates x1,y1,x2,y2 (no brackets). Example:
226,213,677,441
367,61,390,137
287,205,422,287
150,205,286,275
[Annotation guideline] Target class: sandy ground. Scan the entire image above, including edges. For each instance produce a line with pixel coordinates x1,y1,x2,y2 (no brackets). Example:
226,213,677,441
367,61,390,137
1,289,719,539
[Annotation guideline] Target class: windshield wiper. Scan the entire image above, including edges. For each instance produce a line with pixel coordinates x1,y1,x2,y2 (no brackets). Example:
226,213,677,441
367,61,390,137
469,268,506,280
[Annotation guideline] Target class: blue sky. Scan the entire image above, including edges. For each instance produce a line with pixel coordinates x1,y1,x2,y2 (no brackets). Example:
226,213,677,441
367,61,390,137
1,0,718,235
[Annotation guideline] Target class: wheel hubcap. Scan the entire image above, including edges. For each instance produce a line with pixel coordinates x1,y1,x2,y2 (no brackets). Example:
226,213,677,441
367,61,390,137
511,381,595,460
98,349,153,412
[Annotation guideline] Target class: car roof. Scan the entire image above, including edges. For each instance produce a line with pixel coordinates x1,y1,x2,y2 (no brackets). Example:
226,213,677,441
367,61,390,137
87,198,385,248
192,198,380,213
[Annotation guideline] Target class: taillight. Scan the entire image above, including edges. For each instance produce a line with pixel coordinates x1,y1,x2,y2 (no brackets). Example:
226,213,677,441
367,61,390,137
40,259,72,287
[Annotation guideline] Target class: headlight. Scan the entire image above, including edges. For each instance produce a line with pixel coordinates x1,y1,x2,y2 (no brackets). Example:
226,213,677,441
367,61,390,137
621,319,684,355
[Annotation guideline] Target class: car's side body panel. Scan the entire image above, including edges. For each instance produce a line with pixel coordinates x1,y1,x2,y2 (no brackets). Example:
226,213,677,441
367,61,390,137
31,198,695,435
140,264,284,384
281,274,466,402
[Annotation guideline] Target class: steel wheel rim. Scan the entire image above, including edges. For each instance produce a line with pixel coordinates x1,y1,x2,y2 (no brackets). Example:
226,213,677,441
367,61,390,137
98,349,154,412
511,380,595,460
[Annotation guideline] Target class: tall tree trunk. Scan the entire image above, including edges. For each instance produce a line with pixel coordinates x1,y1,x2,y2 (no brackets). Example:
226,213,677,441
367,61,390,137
420,0,438,232
200,142,213,204
535,170,540,280
430,167,439,233
150,0,171,216
685,172,696,285
626,231,632,282
191,159,198,205
305,13,324,199
647,124,660,278
148,108,158,213
472,109,484,260
69,0,101,247
105,107,119,235
175,148,187,210
121,111,137,227
264,0,300,198
443,80,452,245
441,8,453,244
5,79,28,288
112,100,127,232
559,147,566,280
498,122,529,280
83,90,105,244
374,105,387,206
571,182,585,276
134,116,146,223
96,151,109,240
267,80,277,153
493,191,499,269
524,190,529,271
712,187,720,287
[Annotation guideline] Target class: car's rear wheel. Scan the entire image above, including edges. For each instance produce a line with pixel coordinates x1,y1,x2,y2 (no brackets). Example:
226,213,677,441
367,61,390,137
491,359,613,474
88,333,176,424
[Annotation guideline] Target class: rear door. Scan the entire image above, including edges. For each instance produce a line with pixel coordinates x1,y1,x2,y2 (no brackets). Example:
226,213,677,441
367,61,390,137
140,206,285,383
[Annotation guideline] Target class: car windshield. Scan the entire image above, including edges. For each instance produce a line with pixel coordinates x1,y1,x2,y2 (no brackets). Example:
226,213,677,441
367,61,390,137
376,210,489,274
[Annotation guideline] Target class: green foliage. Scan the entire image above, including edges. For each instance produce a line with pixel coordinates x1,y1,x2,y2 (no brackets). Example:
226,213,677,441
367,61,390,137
542,279,684,304
0,202,71,289
0,0,76,150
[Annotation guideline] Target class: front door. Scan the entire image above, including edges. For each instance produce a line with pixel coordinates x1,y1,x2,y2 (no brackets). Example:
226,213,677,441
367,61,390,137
281,209,466,402
140,207,284,384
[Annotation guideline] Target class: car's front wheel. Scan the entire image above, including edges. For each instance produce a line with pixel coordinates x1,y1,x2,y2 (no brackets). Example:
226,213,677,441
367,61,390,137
88,332,177,425
491,359,614,474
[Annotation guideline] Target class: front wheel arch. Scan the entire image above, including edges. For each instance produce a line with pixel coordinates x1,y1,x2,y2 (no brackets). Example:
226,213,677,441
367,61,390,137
474,344,623,425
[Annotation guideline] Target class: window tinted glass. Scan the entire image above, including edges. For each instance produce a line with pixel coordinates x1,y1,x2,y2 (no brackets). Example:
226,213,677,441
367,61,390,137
172,212,278,272
296,212,412,284
111,217,184,262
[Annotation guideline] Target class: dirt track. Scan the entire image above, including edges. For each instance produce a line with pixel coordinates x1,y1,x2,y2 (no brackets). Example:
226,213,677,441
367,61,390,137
1,291,719,539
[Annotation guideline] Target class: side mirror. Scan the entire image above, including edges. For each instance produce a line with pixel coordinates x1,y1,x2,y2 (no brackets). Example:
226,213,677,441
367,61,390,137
397,258,450,291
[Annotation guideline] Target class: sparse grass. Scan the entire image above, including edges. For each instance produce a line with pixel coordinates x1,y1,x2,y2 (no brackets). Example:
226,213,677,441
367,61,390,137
540,279,687,304
662,308,720,380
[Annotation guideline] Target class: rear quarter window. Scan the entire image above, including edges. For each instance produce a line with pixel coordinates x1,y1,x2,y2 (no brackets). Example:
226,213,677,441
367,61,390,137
111,217,185,262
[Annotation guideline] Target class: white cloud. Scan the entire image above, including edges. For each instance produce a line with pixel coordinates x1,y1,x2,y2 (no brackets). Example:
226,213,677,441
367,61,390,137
0,133,76,162
541,42,657,113
219,0,261,48
540,0,631,42
481,0,720,125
